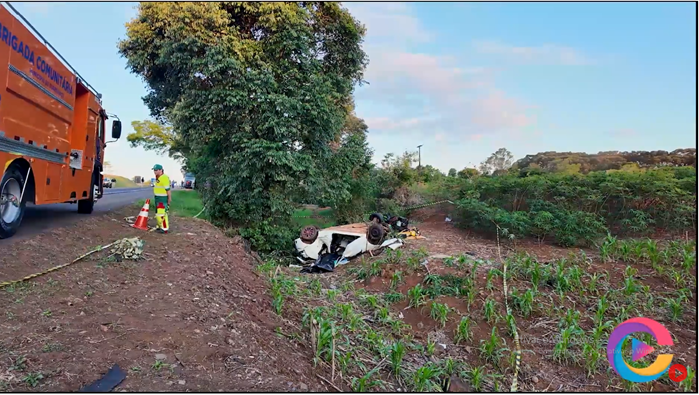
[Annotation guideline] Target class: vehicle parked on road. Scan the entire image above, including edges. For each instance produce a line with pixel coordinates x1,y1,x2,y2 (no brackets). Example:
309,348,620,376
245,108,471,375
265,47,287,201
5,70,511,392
0,4,121,239
102,178,117,188
184,173,195,189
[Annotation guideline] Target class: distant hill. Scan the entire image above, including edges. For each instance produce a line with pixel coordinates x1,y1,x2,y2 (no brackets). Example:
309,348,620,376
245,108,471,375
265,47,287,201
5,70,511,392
103,175,147,189
512,148,696,174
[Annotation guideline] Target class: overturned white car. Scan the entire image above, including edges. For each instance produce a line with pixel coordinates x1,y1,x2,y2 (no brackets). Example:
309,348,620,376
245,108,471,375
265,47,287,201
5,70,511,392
294,222,403,272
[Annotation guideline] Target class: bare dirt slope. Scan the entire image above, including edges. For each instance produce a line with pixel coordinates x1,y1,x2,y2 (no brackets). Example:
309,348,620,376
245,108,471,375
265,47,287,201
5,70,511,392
0,207,321,392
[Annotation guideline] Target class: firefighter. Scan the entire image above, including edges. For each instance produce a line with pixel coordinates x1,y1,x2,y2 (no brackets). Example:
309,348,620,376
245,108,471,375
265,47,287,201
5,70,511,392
152,164,171,233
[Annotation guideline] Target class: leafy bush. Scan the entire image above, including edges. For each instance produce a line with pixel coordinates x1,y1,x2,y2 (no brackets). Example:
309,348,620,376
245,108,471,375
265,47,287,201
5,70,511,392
437,167,696,247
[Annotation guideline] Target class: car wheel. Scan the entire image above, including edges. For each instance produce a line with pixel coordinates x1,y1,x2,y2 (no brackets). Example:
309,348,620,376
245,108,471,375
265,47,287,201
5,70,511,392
300,225,319,244
369,213,383,224
0,165,28,239
366,223,385,245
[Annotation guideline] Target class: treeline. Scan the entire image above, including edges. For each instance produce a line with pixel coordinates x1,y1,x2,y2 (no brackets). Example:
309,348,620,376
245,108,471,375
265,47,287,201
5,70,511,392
419,166,696,247
513,148,697,175
341,147,697,248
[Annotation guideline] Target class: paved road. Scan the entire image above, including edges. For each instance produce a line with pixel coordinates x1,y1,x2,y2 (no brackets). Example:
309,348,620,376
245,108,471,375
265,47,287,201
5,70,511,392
2,187,153,242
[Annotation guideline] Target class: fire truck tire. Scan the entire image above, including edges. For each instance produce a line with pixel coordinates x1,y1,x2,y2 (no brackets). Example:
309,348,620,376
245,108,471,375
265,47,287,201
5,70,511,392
0,165,28,239
77,171,97,214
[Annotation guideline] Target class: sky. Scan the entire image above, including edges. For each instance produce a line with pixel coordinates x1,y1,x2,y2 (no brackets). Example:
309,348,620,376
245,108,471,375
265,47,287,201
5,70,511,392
11,1,697,176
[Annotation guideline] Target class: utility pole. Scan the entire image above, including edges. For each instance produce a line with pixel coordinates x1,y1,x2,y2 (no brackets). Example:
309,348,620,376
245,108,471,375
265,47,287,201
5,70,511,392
417,144,423,168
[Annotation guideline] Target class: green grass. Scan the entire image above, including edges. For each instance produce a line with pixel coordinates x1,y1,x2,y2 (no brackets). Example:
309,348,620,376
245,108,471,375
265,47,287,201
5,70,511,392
104,175,148,189
135,190,206,218
292,207,335,228
132,196,335,227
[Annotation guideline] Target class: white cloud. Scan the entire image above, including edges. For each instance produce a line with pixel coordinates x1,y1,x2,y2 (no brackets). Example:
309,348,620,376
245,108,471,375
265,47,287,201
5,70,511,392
473,40,594,65
342,2,433,47
347,2,539,152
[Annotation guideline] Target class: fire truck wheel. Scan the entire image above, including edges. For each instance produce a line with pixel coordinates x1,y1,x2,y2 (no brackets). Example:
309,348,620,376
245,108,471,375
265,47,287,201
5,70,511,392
0,165,28,239
77,171,97,214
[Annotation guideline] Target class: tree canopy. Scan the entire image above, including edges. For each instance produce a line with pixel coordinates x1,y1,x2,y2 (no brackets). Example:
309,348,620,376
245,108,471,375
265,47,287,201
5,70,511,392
118,2,369,250
479,148,514,175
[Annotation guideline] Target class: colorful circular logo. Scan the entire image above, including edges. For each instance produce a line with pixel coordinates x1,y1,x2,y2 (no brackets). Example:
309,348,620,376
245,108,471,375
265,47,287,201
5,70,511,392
607,317,674,383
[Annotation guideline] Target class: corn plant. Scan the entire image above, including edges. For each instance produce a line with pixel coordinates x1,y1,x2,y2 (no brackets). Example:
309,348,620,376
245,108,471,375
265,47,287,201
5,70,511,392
385,249,403,265
337,351,353,376
390,271,404,289
581,342,602,377
665,297,683,322
559,308,581,330
454,316,473,344
680,365,696,392
553,326,581,364
406,255,422,272
594,294,610,324
374,307,390,323
384,291,405,304
442,357,457,377
681,249,696,273
479,327,506,367
553,260,572,293
430,302,451,327
599,233,617,262
425,335,436,356
314,318,336,365
412,363,443,392
466,365,486,392
511,287,535,317
586,272,606,295
531,260,543,289
618,241,631,262
669,269,686,288
351,366,383,392
591,320,614,347
567,265,584,290
338,303,354,321
483,298,499,324
408,284,427,308
505,312,517,338
389,341,406,376
486,268,497,291
361,294,381,310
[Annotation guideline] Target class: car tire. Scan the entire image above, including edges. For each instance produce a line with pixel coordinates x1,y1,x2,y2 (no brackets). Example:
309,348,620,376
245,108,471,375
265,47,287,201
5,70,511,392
369,212,383,224
0,165,28,239
300,225,319,244
78,170,97,214
366,223,385,245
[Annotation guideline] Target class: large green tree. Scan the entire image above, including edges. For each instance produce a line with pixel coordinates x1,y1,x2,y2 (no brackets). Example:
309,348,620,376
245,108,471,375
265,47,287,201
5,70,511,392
479,148,514,176
118,2,368,250
128,120,188,164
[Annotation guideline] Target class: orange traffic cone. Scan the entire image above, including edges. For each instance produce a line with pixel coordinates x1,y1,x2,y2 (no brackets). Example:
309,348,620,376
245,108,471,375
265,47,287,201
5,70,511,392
132,199,150,230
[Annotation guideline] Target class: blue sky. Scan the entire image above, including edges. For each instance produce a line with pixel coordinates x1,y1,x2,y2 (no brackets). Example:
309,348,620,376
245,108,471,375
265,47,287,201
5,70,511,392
12,2,696,176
